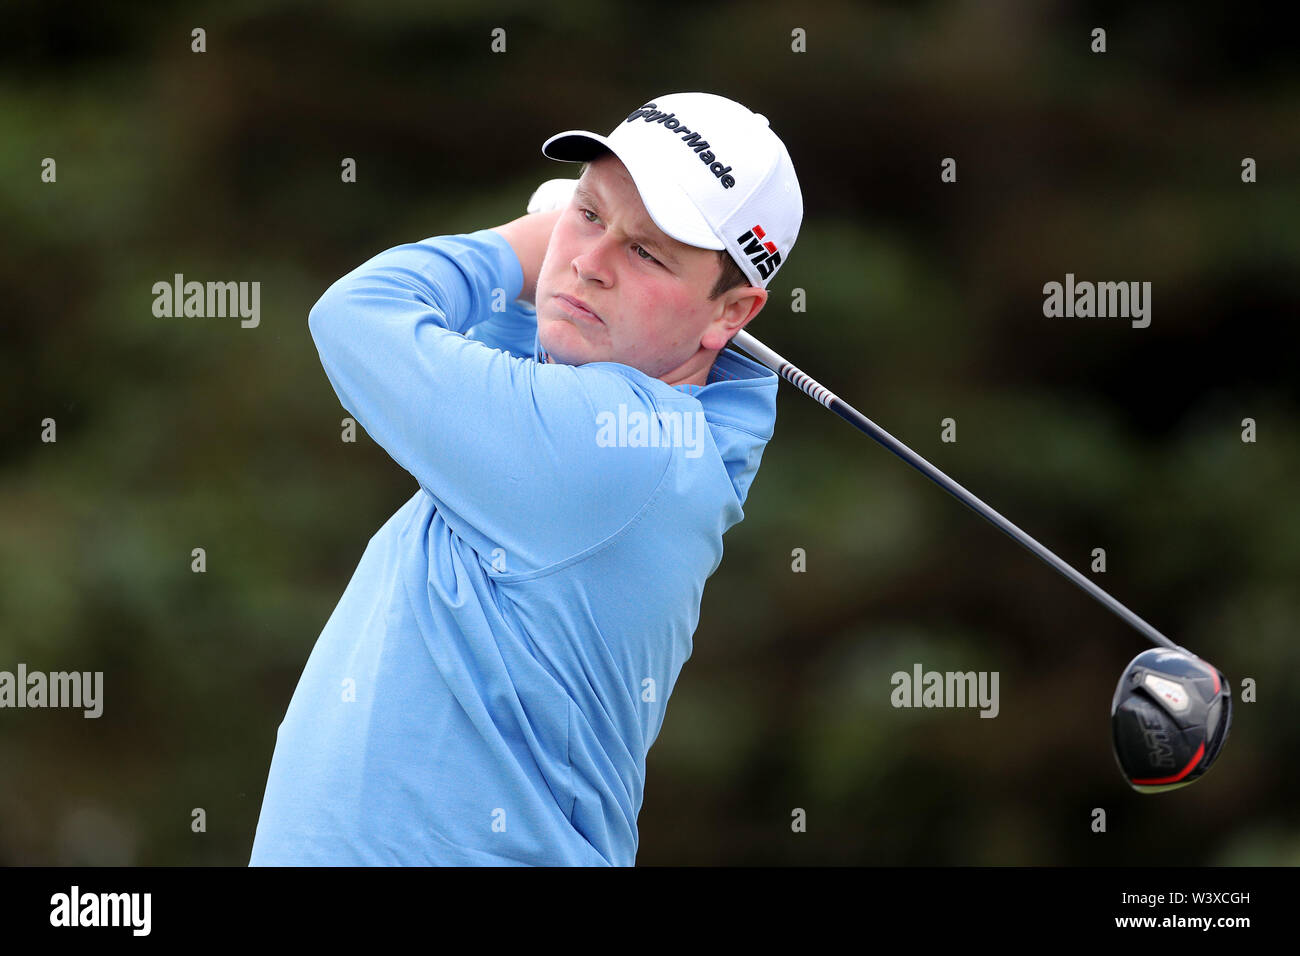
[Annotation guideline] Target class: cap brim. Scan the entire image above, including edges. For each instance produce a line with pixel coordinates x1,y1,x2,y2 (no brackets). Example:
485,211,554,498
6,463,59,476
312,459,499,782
541,130,608,163
541,130,724,251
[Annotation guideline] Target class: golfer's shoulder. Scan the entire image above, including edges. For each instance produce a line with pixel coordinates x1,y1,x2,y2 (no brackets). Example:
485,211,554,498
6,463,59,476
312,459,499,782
513,359,675,500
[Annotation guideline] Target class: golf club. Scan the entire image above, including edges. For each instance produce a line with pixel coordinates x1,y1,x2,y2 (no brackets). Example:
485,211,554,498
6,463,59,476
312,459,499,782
730,329,1232,791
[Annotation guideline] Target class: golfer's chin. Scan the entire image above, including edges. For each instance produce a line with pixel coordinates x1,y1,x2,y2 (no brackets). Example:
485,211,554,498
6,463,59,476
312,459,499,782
538,315,602,367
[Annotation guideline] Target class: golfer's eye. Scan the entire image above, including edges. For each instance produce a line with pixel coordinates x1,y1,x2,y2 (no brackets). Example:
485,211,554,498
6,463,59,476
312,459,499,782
581,208,662,266
633,245,662,266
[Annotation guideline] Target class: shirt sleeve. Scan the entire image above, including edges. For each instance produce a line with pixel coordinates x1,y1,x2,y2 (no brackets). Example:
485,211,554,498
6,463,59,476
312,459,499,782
465,289,539,359
307,229,672,572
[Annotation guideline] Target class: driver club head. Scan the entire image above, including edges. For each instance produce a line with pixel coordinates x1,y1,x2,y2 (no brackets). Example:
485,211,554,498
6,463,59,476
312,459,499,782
1111,648,1232,793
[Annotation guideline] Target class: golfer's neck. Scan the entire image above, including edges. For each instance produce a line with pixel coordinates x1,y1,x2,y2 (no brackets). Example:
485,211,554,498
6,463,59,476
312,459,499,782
658,352,714,389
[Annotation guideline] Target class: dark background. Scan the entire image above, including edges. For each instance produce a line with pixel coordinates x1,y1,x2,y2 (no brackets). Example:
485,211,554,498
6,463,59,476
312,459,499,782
2,1,1297,865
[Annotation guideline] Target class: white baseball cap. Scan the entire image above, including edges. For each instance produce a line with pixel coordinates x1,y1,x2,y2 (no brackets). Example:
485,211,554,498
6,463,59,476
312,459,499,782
541,92,803,289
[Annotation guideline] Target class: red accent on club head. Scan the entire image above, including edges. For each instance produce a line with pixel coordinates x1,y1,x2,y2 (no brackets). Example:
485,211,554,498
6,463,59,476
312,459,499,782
763,241,777,254
1131,742,1206,785
752,224,766,239
1210,668,1220,694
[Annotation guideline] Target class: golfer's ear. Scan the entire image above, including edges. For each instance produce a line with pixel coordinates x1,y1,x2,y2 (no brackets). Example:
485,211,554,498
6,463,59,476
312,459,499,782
726,286,766,331
703,287,765,351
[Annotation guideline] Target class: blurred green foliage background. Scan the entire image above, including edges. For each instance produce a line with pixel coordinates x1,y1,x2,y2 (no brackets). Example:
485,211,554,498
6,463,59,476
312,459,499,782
2,1,1297,865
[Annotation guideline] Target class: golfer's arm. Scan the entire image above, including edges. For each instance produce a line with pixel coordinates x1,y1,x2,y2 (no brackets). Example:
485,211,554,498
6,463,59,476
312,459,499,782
490,209,562,306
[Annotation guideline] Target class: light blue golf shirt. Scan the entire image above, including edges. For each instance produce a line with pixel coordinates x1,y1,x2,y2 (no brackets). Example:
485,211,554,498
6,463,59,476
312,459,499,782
249,228,777,865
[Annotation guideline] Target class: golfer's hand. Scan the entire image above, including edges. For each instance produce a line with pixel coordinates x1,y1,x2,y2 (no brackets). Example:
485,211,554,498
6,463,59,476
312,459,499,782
491,208,562,306
527,178,578,215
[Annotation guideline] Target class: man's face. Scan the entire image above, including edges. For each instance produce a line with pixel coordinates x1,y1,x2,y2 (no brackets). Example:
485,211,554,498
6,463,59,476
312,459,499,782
535,154,765,384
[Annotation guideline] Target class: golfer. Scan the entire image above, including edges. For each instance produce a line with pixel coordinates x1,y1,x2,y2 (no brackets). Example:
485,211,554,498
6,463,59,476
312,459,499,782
249,92,803,865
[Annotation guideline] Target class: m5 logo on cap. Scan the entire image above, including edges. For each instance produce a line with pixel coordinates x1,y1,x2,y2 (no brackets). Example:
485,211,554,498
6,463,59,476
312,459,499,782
736,224,782,279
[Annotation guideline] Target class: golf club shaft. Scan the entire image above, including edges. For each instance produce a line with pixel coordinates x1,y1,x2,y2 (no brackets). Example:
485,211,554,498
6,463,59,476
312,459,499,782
731,329,1181,652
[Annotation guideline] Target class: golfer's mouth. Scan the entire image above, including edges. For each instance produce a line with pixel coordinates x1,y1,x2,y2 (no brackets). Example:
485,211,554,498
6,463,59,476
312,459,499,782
555,294,603,324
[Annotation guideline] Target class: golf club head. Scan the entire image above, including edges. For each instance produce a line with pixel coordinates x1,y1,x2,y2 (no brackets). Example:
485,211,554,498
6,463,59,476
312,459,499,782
1111,648,1232,793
